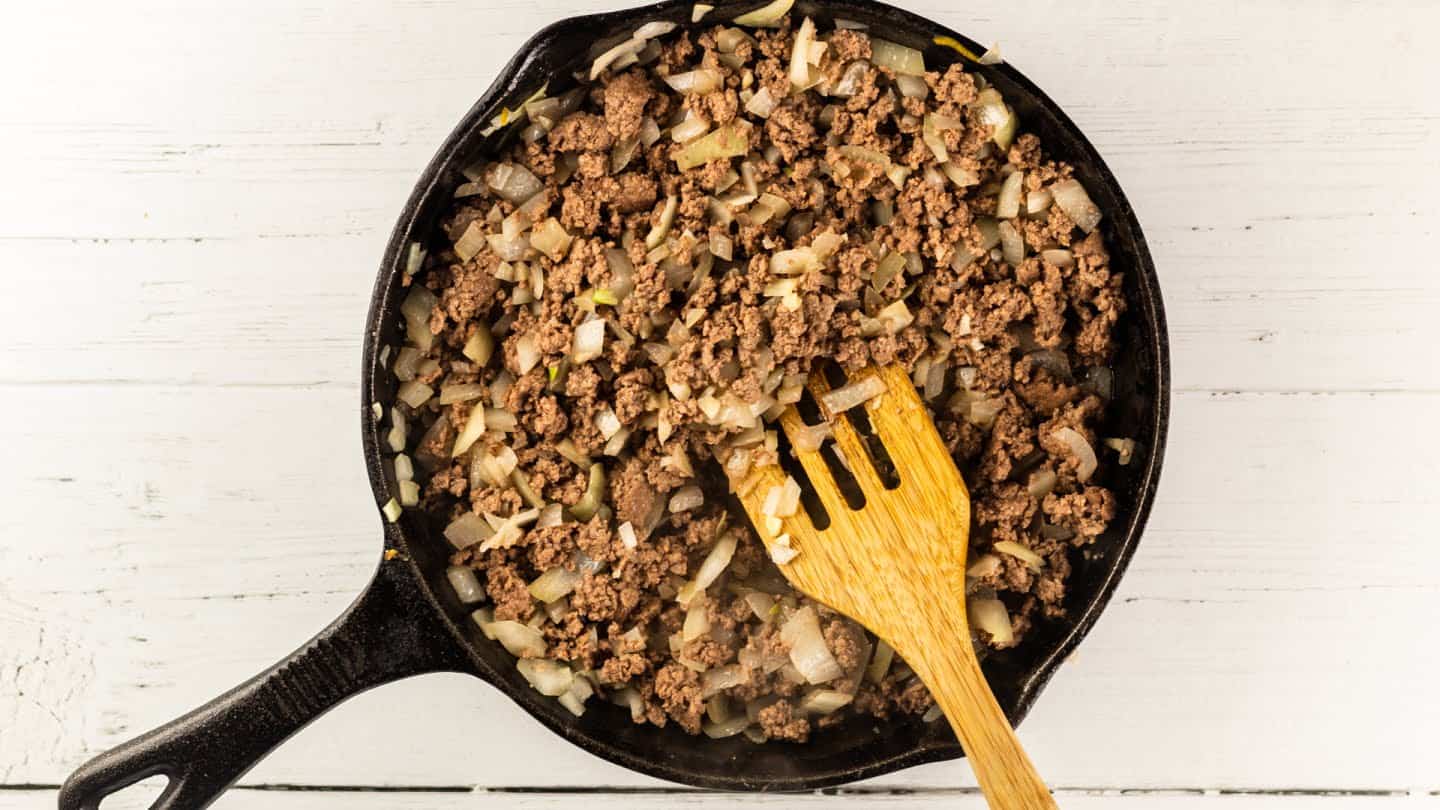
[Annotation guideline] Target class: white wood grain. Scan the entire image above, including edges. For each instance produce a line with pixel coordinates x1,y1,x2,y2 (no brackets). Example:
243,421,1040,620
3,0,1439,804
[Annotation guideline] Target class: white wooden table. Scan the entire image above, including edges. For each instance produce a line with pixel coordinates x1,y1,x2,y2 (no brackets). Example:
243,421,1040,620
3,0,1438,807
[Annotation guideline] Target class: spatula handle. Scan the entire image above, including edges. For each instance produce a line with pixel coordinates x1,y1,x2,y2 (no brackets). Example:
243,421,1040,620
901,624,1058,809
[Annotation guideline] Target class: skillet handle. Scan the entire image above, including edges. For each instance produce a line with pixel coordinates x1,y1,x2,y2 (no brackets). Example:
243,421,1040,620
57,552,464,810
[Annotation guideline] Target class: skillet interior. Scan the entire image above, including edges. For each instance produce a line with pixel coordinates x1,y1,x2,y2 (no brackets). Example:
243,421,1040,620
362,0,1169,790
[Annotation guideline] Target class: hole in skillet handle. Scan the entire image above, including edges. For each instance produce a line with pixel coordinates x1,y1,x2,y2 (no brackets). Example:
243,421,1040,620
56,556,467,810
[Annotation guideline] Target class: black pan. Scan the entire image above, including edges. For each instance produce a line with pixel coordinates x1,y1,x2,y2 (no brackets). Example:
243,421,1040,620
59,1,1169,807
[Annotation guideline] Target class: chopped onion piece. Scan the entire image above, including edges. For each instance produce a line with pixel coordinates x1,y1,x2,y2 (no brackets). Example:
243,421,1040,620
675,121,751,171
438,383,486,405
594,408,622,441
476,507,540,553
692,3,714,22
1027,189,1053,216
1028,468,1058,498
780,606,844,684
638,116,661,147
446,566,485,604
451,404,486,457
993,540,1045,571
529,566,582,603
870,38,925,75
397,479,421,506
381,497,402,523
978,42,1003,64
569,463,607,521
876,300,914,334
682,598,711,641
646,194,678,249
999,220,1025,265
529,217,573,261
571,318,606,364
517,658,573,696
789,421,832,453
670,110,711,143
1041,248,1075,269
513,332,540,375
669,485,704,513
975,88,1016,150
394,453,414,482
865,639,894,683
618,521,638,549
701,664,749,698
484,162,545,205
996,170,1024,219
400,286,438,352
633,20,678,39
732,0,793,27
819,374,886,414
788,16,817,87
444,512,494,549
761,476,802,518
397,380,433,409
665,68,723,95
590,37,646,80
799,689,853,715
453,221,487,263
744,86,776,118
677,532,738,605
1051,178,1103,233
385,409,408,453
1105,437,1137,465
487,620,548,657
968,596,1014,646
703,715,750,738
1053,426,1098,482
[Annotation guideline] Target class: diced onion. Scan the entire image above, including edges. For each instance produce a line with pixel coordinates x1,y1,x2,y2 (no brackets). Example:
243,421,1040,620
692,3,714,22
1028,468,1058,498
799,689,853,715
386,409,407,453
876,300,914,334
529,218,573,261
744,86,776,118
670,111,711,144
1051,178,1103,233
975,88,1016,150
446,566,485,604
646,195,679,249
569,463,607,521
514,332,541,375
677,532,738,605
529,566,582,603
788,16,817,87
819,375,886,414
978,42,1003,65
517,658,573,696
618,521,638,549
397,380,433,409
401,286,438,352
701,664,749,698
703,715,750,738
732,0,793,27
484,162,545,205
870,38,925,75
780,606,844,684
789,421,831,453
1105,437,1137,465
993,540,1045,571
665,69,723,95
633,20,678,40
1041,248,1075,269
382,498,402,523
675,122,751,171
590,37,646,80
572,318,607,364
682,598,711,641
444,512,495,549
439,382,486,405
968,596,1014,646
669,485,704,513
761,476,802,518
865,639,894,683
997,170,1024,219
397,480,421,506
999,220,1025,265
451,403,487,457
1027,189,1053,216
1053,426,1098,482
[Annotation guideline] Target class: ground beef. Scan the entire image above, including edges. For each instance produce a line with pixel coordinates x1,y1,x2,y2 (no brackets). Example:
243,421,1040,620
396,17,1126,741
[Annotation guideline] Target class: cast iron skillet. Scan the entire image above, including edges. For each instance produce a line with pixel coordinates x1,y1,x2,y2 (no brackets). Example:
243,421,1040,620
59,1,1169,807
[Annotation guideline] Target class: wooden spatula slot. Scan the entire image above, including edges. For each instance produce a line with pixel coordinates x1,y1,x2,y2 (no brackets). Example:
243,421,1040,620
771,426,833,530
816,439,867,510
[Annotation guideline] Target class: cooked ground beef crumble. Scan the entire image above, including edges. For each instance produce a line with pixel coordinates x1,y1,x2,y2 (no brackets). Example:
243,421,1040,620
384,15,1124,742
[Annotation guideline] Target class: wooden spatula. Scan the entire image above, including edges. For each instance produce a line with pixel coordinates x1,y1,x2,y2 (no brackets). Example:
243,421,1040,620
738,364,1057,810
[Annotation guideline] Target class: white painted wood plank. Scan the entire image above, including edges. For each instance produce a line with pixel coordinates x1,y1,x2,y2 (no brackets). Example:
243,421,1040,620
1,0,1437,391
4,387,1437,790
4,787,1437,810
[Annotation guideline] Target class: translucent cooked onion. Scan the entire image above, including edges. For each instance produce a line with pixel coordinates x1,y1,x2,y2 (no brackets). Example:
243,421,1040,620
788,16,817,86
1105,437,1137,465
668,485,704,513
976,88,1016,150
968,596,1014,646
870,38,925,75
677,532,737,604
876,300,914,334
1027,189,1053,216
484,162,544,205
633,20,678,40
476,507,540,553
702,715,750,738
397,380,433,409
1051,178,1102,233
1027,468,1058,498
692,3,713,22
744,591,777,622
401,286,438,352
569,463,607,521
590,37,646,80
761,476,802,518
682,598,711,642
618,520,638,549
529,217,573,261
514,332,541,375
732,0,793,27
670,110,711,144
999,220,1025,265
799,689,853,715
439,382,486,405
382,497,403,523
517,659,573,696
701,664,748,698
529,566,582,603
444,512,495,549
819,375,886,414
993,540,1045,571
894,73,929,99
789,421,832,452
1041,248,1075,269
744,86,776,118
1053,426,1098,482
997,170,1024,219
571,318,606,364
665,68,723,95
451,404,486,457
446,565,485,604
865,639,894,683
675,121,751,170
780,606,843,684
